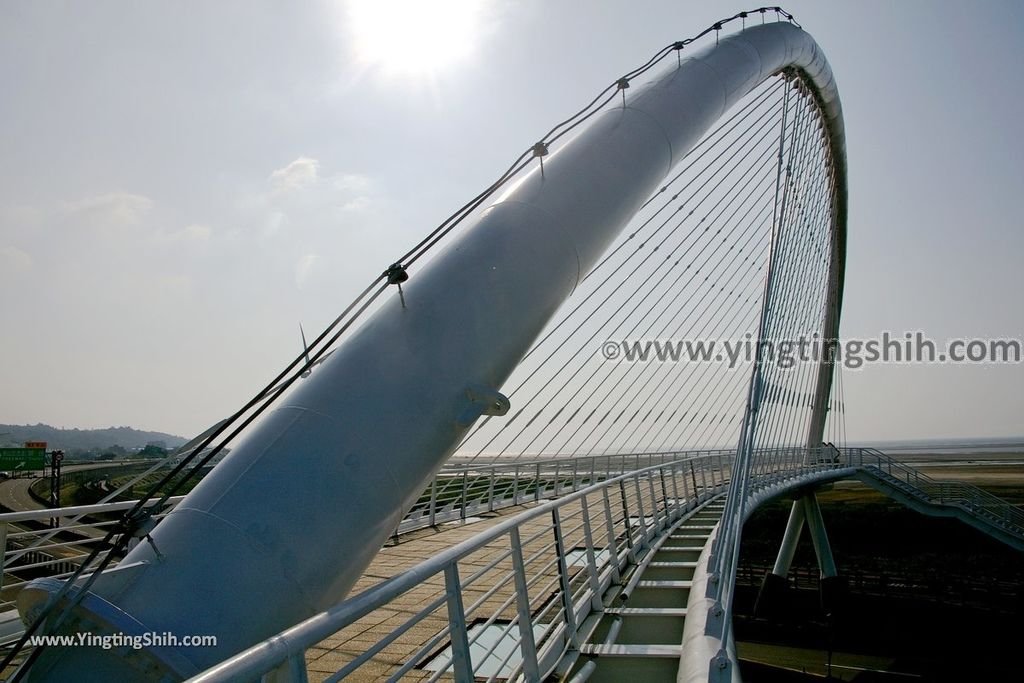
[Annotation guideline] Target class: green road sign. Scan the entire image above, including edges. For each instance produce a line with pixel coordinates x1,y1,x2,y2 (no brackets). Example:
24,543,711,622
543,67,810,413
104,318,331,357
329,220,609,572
0,448,46,470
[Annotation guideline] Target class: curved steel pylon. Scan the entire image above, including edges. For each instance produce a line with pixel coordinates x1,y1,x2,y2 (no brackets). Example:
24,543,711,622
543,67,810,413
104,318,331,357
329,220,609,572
14,11,846,682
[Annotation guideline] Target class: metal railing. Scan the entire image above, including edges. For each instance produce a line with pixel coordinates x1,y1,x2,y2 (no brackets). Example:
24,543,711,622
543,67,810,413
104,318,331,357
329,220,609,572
0,496,187,614
0,451,728,615
191,448,894,682
853,448,1024,532
403,450,732,533
1,447,1019,682
188,453,736,682
702,445,851,656
696,445,1024,680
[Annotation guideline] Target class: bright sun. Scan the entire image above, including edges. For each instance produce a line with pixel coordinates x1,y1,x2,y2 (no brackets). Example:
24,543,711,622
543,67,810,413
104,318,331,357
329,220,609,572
346,0,483,78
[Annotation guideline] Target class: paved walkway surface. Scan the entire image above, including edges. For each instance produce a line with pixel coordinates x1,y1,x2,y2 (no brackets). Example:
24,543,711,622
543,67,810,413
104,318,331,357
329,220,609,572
304,502,548,682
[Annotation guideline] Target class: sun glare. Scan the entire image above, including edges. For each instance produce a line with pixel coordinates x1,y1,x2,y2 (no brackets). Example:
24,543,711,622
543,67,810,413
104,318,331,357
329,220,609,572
346,0,483,78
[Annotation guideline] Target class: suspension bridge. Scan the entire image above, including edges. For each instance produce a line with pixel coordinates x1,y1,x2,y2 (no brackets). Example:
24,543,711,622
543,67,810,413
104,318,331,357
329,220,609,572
1,7,1021,682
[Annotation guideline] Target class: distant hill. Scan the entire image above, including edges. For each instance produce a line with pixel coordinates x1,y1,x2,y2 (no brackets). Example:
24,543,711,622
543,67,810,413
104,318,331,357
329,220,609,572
0,423,188,452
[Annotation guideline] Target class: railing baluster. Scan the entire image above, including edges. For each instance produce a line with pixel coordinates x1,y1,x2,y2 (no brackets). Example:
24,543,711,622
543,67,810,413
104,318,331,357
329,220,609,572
429,476,438,527
579,495,604,611
0,522,7,594
670,465,682,517
633,473,648,546
617,479,635,561
509,528,540,682
602,486,622,584
535,462,542,502
444,563,474,681
513,465,520,505
460,471,468,522
487,466,496,512
551,508,579,646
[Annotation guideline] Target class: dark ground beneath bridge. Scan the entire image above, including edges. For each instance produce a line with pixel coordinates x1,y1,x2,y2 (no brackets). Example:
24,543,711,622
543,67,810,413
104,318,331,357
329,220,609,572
732,475,1024,682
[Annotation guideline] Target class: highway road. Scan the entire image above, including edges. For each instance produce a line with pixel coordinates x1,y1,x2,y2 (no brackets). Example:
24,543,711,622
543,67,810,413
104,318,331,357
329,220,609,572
0,476,44,512
0,462,144,513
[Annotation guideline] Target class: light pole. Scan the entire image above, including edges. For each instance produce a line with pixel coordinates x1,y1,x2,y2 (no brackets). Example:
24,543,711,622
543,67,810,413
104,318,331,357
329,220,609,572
48,450,64,529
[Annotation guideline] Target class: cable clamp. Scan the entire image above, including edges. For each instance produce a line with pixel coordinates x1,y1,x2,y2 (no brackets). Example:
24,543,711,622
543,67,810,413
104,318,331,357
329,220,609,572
457,385,511,426
384,262,409,308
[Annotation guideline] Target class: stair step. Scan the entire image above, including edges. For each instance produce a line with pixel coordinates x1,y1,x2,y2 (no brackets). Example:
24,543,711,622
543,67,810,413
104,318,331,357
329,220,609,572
669,533,710,539
637,580,693,589
649,561,698,569
605,607,688,617
579,643,683,658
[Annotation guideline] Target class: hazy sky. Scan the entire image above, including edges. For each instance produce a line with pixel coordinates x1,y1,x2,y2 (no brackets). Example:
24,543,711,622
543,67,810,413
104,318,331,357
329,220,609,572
1,1,1021,442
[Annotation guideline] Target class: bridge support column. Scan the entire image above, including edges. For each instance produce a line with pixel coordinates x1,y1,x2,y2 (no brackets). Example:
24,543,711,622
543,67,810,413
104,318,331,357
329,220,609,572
755,492,847,617
772,496,806,577
801,493,848,615
754,498,804,617
801,493,836,578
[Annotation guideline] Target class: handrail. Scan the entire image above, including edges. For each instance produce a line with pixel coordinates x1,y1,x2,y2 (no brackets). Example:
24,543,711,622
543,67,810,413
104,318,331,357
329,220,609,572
2,446,1019,682
187,454,732,682
0,495,188,524
856,447,1024,530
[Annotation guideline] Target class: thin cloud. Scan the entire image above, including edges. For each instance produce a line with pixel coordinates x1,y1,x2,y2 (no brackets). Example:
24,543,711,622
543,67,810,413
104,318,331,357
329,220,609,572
295,252,319,288
161,223,212,243
0,245,33,273
62,192,154,226
269,157,320,194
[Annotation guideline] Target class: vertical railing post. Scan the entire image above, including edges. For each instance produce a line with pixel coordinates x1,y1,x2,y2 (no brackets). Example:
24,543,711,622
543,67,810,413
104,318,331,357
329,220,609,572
509,528,541,682
659,468,671,523
551,509,579,646
579,495,604,611
429,476,438,527
513,465,520,505
633,473,649,547
460,471,468,522
670,464,682,517
647,473,662,530
284,652,310,683
617,479,636,562
535,462,542,502
602,487,622,584
0,522,7,592
444,563,474,682
487,466,497,512
689,463,699,506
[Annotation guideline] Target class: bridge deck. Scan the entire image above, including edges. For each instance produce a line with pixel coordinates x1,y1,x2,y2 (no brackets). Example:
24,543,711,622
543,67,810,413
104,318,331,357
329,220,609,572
304,503,551,681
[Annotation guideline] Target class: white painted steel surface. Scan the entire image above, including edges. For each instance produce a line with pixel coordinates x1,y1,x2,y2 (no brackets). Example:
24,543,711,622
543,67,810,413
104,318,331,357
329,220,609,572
181,446,1024,682
23,21,845,681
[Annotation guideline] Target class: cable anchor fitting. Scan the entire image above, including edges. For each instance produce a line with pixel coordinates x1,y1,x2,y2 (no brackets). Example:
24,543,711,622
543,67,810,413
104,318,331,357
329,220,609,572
532,141,549,178
616,77,630,107
385,262,409,308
